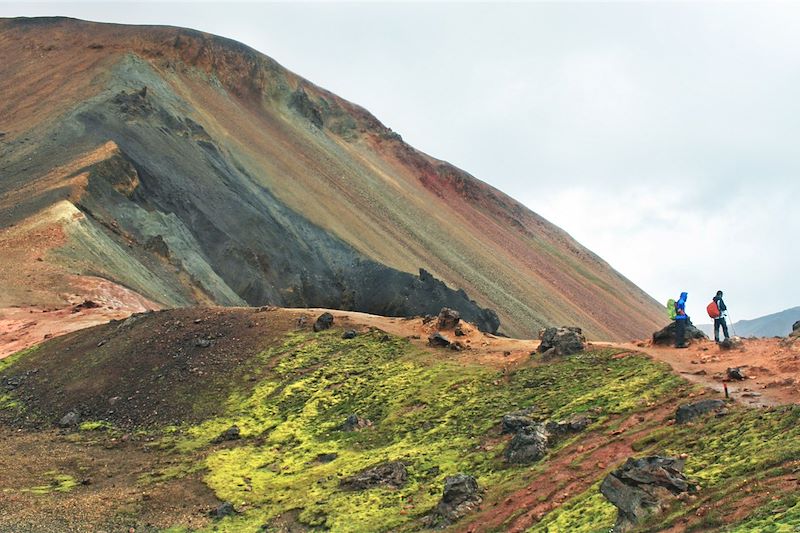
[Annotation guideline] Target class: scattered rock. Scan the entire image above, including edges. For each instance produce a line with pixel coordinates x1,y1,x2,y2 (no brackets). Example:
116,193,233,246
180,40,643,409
342,414,372,431
727,367,746,381
652,320,707,346
315,453,338,463
538,326,586,357
297,315,308,328
213,425,241,442
209,501,237,519
437,308,461,329
544,414,591,435
600,456,689,532
339,461,407,490
719,337,744,350
505,424,549,464
454,324,466,337
428,332,451,348
342,330,357,339
675,399,727,424
193,338,212,348
501,408,537,434
58,411,80,428
313,312,334,332
427,473,483,527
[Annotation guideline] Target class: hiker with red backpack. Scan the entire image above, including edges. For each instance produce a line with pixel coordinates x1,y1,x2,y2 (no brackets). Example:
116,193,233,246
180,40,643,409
674,292,689,348
707,290,730,343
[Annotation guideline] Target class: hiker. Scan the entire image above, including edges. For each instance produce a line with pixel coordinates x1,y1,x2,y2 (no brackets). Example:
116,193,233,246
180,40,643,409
674,292,688,348
712,290,730,343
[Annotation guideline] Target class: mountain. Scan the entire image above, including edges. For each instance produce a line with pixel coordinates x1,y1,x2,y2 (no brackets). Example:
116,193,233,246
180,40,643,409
699,306,800,338
0,17,666,340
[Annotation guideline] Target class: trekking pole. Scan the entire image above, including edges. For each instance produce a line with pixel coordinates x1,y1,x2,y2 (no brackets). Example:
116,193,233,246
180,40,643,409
726,310,737,337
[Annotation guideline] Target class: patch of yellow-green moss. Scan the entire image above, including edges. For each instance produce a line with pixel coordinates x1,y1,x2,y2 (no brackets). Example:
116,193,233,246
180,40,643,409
159,330,688,532
79,420,112,431
22,471,78,494
529,484,617,532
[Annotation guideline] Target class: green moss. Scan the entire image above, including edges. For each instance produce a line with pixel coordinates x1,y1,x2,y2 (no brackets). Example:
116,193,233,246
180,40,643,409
156,330,686,532
79,420,111,431
0,346,38,372
22,471,79,494
529,485,616,532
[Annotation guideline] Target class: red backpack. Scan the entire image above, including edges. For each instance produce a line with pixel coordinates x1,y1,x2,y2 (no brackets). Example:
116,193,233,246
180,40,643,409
706,301,720,319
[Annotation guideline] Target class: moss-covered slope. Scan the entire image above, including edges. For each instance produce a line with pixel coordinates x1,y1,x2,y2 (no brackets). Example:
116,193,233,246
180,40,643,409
1,308,797,532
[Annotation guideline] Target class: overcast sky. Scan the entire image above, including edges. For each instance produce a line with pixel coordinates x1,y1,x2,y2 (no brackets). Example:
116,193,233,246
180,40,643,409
3,2,799,322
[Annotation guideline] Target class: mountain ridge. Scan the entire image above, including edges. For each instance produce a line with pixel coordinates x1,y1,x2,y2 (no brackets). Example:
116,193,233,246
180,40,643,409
0,16,665,339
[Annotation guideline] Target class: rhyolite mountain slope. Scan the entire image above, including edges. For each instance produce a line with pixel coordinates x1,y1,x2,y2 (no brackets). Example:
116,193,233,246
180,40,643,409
699,306,800,338
0,17,665,339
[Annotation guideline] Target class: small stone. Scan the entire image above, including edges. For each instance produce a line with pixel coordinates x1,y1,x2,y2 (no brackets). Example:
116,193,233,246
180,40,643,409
342,330,357,339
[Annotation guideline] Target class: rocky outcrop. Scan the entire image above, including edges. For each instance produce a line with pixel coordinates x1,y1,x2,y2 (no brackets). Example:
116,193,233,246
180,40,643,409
427,473,483,527
675,399,727,424
339,461,407,491
503,413,590,464
652,320,708,346
600,456,689,532
437,308,461,329
501,407,537,434
538,326,586,358
719,336,744,350
313,312,334,332
505,424,550,464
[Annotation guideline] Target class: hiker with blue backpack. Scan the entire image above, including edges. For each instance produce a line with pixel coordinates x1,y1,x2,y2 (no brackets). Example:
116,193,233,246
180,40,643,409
673,292,689,348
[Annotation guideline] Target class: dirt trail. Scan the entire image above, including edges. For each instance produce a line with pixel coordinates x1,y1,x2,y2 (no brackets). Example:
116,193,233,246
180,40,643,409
598,338,800,407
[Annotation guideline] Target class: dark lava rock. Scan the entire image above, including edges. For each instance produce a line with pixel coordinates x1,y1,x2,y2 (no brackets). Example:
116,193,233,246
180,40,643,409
428,332,452,348
719,337,744,350
316,453,338,463
209,501,237,519
538,326,586,357
652,319,707,346
339,461,407,490
342,414,372,431
58,411,80,428
793,320,800,333
675,399,727,424
501,407,537,434
505,424,549,464
437,307,461,329
214,425,241,442
427,473,483,526
313,312,334,332
544,414,591,436
342,329,357,339
600,456,689,532
727,367,746,380
193,338,212,348
454,324,466,337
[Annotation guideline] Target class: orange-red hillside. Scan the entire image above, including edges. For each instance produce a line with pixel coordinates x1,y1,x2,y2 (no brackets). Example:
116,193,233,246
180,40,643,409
0,17,665,340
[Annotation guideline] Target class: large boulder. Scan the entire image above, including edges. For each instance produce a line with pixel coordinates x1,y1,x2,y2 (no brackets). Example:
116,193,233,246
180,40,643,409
437,308,461,329
501,407,537,434
427,473,483,526
313,312,335,332
505,424,550,464
537,326,586,357
339,461,408,491
651,319,707,346
600,456,689,532
675,399,727,424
